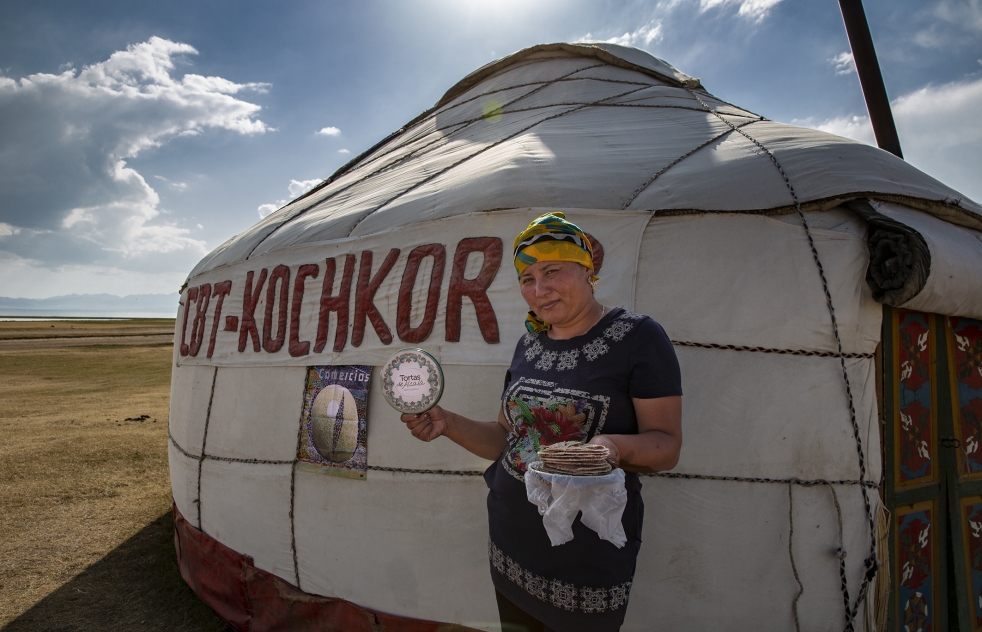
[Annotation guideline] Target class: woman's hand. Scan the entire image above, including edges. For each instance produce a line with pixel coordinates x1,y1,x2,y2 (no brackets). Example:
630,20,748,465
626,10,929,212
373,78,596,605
400,406,452,442
588,435,621,468
399,406,509,460
594,396,682,473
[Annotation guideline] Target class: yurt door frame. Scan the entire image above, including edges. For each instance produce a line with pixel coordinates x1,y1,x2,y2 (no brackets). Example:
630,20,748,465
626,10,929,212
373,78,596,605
884,306,982,631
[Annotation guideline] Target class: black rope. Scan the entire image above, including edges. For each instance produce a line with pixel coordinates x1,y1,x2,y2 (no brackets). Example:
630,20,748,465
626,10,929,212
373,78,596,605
195,367,218,527
248,62,609,256
344,82,653,237
642,471,878,487
622,119,761,209
684,87,878,631
367,465,484,476
788,483,803,632
170,431,878,487
170,431,292,465
671,340,874,359
289,377,310,590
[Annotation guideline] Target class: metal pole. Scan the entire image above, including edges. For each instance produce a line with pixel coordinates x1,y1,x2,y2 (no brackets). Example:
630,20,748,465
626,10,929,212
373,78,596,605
837,0,903,159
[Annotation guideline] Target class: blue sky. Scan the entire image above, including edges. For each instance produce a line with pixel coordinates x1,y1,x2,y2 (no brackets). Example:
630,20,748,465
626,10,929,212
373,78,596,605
1,0,979,298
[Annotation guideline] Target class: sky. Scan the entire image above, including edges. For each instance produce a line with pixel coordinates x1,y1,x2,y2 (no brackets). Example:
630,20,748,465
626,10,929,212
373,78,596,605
0,0,979,299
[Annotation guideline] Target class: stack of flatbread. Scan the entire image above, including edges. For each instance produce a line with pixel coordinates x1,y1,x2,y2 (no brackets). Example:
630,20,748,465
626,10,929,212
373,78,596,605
537,441,612,476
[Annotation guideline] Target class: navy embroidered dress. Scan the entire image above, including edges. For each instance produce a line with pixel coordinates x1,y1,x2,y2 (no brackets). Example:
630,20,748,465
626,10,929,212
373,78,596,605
485,308,683,632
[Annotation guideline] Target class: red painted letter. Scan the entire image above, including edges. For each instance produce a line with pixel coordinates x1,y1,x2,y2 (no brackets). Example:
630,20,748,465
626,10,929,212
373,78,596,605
188,283,212,357
397,244,446,344
180,286,198,356
238,269,268,352
289,264,320,357
352,248,400,347
263,265,291,353
206,280,232,359
314,255,356,353
446,237,502,343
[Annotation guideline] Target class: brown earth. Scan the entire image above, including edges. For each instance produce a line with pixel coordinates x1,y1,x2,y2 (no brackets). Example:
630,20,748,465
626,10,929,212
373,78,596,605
0,321,229,631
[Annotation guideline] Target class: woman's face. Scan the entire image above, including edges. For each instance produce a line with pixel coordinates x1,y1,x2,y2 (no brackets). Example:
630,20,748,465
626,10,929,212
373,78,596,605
519,261,594,326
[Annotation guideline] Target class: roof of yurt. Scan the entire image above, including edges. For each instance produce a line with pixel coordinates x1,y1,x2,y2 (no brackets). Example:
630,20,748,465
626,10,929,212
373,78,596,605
187,41,982,321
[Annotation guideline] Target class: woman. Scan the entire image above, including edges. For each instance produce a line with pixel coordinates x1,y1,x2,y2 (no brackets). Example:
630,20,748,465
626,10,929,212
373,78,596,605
401,212,682,632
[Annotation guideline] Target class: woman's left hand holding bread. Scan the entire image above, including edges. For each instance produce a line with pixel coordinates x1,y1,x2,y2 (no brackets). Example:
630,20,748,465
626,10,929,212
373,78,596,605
588,395,682,473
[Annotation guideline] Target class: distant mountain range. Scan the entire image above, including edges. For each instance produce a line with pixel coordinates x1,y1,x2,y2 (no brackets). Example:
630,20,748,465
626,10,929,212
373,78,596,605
0,293,180,318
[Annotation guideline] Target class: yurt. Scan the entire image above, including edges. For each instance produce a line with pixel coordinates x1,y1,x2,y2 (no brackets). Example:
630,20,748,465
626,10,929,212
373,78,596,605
168,42,982,631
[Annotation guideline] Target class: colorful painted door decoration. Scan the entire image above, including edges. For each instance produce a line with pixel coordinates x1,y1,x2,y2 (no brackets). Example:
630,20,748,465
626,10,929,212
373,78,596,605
896,501,939,632
948,317,982,480
896,310,937,486
961,497,982,630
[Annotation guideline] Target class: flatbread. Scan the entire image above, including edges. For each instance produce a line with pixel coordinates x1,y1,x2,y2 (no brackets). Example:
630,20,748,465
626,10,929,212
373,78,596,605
537,441,613,476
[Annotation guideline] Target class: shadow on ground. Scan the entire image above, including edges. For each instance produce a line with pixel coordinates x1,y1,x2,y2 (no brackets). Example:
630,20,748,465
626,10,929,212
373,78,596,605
3,511,231,632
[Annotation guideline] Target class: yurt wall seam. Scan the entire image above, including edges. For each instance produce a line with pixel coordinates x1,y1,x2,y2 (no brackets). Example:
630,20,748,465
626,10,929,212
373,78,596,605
244,62,611,259
342,83,653,239
685,86,876,630
622,119,759,209
196,367,218,528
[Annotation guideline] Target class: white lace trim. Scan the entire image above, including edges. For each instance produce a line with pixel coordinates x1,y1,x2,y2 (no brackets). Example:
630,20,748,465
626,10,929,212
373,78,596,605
489,540,633,613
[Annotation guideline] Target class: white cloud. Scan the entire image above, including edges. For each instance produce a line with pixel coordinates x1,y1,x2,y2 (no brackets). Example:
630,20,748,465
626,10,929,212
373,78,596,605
0,223,19,237
830,51,856,76
257,203,279,219
915,0,982,48
0,253,186,297
316,126,341,136
800,76,982,204
338,148,350,154
699,0,783,21
258,178,322,219
288,178,320,198
603,20,664,47
0,36,270,286
154,175,189,191
196,223,203,230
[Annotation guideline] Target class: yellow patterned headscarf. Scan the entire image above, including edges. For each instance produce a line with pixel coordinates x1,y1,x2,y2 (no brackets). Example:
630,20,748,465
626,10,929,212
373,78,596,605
513,212,596,332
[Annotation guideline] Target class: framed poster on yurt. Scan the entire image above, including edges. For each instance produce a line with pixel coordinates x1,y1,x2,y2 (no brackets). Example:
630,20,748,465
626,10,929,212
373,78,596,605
297,365,371,480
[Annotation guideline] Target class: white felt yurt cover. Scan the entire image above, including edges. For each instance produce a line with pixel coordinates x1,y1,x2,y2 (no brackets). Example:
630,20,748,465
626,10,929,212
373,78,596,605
169,42,982,630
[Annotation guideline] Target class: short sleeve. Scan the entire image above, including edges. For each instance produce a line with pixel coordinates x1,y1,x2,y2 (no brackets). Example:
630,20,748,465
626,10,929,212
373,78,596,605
628,318,683,399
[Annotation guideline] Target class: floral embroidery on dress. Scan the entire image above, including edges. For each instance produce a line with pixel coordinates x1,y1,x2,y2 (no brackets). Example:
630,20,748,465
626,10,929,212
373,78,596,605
535,350,558,371
504,396,587,475
525,338,544,362
603,319,634,342
608,581,633,608
549,580,579,612
582,337,609,361
580,587,608,613
556,349,579,371
526,310,645,371
488,541,631,614
524,571,550,601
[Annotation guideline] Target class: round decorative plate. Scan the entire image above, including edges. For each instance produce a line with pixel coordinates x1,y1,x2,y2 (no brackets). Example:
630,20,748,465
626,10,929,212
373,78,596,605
380,348,444,414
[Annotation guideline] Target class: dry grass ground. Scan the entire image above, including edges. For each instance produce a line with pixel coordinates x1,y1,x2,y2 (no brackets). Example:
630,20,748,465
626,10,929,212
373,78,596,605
0,320,228,631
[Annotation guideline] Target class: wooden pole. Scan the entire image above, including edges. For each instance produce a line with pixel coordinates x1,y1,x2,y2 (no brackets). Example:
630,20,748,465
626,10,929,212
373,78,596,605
837,0,903,159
